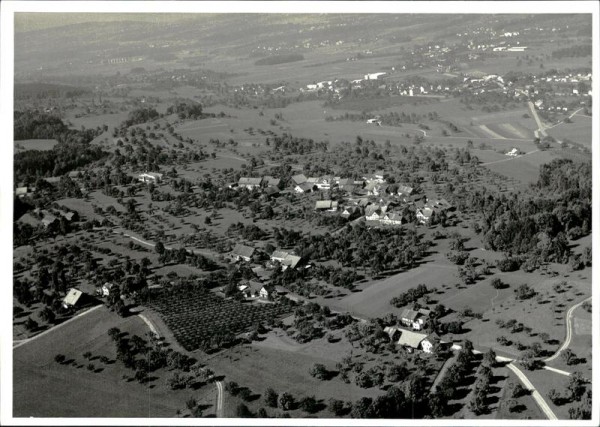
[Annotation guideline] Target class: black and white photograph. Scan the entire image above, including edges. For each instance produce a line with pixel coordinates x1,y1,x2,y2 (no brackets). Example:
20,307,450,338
1,1,598,425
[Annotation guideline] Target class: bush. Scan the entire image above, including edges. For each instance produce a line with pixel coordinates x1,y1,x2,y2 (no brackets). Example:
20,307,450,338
299,395,318,414
54,354,66,364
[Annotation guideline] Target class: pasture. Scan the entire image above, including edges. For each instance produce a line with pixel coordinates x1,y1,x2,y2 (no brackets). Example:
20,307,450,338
13,306,215,417
14,139,58,153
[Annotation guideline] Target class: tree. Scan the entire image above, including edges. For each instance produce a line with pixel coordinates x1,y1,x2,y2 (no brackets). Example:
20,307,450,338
108,327,121,341
491,278,505,289
511,383,527,398
278,392,295,411
299,395,318,414
236,403,253,418
547,388,561,404
25,317,38,331
264,387,278,408
561,348,576,365
482,348,497,367
309,363,328,380
54,354,66,364
350,397,373,418
155,241,165,255
428,391,446,417
567,372,586,401
40,307,56,323
328,398,345,416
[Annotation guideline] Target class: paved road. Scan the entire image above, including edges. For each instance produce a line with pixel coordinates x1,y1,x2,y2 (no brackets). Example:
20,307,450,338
137,312,225,417
504,361,558,420
528,101,548,138
544,296,592,363
473,351,558,420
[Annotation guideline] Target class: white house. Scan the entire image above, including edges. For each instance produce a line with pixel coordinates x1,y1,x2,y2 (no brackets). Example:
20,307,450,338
138,172,163,184
62,288,84,309
506,148,519,157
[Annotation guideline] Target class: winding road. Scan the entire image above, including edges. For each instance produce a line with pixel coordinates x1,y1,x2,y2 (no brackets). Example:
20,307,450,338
544,296,592,363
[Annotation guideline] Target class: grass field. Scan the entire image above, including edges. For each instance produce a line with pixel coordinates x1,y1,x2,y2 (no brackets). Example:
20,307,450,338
546,115,593,147
14,139,58,153
13,306,216,417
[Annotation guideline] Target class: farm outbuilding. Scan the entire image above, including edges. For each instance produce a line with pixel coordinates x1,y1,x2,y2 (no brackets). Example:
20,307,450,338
62,288,84,309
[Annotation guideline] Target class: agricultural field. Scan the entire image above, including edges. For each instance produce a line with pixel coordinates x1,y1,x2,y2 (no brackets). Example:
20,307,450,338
10,11,593,423
14,306,216,418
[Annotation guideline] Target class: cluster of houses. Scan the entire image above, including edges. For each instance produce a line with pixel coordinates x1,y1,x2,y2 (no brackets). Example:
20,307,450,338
384,326,443,354
228,244,307,301
415,198,453,225
17,207,78,229
381,307,449,354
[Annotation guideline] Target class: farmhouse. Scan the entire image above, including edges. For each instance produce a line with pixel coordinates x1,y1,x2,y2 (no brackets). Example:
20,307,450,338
292,174,308,185
270,250,290,263
238,177,263,189
41,213,59,228
397,185,414,196
281,254,303,270
101,282,117,297
381,212,404,226
62,288,84,309
341,206,359,219
138,172,163,184
383,326,401,342
263,176,281,187
231,244,256,262
270,250,304,270
416,207,434,224
506,147,519,156
15,186,32,198
396,329,428,353
366,118,381,125
364,72,387,80
295,182,314,193
315,200,339,211
365,205,384,221
421,332,442,353
400,308,427,330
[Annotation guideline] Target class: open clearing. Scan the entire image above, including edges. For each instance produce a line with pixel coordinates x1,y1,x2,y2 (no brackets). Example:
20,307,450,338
14,306,215,417
14,139,58,153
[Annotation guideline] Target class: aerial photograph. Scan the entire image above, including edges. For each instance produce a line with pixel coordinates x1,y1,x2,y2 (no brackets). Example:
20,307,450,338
4,3,596,424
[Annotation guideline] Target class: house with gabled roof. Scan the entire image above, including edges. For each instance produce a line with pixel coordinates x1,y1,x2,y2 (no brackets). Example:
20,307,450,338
397,185,414,196
396,329,428,352
62,288,84,309
295,182,314,193
381,212,404,226
400,308,427,330
231,244,255,262
238,177,263,190
315,200,338,211
263,176,281,187
291,174,308,185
